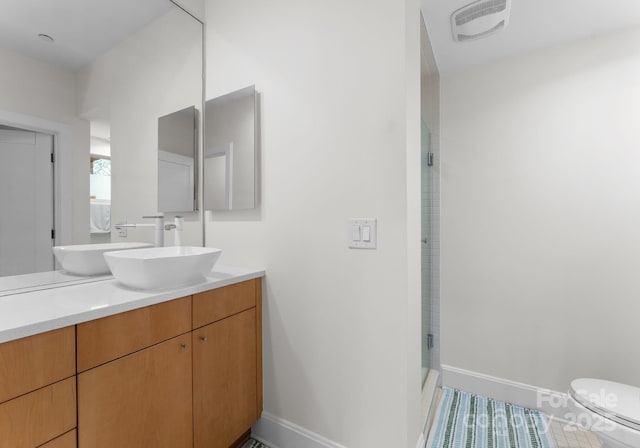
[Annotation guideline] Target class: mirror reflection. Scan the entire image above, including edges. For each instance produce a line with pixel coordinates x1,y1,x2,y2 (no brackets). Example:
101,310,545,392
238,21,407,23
158,106,197,213
0,0,203,283
204,86,257,211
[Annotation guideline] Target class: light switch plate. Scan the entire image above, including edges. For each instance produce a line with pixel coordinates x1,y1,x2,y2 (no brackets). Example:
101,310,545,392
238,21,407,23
348,219,377,249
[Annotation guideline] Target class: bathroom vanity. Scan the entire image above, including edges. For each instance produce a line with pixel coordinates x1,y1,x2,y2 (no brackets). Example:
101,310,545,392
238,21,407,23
0,266,264,448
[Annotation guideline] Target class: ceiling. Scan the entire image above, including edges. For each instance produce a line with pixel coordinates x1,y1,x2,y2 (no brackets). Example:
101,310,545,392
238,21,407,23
0,0,173,71
421,0,640,74
4,0,639,75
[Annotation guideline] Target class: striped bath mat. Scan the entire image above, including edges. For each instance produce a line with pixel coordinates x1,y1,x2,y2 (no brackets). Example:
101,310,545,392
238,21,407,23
242,439,270,448
427,388,553,448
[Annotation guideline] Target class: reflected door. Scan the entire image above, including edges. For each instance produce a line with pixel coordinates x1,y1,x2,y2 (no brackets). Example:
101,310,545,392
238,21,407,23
0,129,54,276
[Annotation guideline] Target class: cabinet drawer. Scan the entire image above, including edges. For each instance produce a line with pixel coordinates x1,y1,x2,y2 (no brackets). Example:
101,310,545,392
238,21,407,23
77,296,191,371
0,326,75,404
193,280,256,328
40,430,76,448
0,377,76,448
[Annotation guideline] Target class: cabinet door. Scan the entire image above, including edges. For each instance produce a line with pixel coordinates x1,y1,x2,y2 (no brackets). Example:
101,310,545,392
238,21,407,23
78,334,192,448
193,308,257,448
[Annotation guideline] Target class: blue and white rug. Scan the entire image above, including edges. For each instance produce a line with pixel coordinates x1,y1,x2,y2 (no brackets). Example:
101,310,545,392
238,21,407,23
242,439,270,448
427,388,554,448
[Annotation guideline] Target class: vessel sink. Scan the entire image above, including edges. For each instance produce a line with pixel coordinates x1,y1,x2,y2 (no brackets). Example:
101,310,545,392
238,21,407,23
53,242,153,276
104,246,222,290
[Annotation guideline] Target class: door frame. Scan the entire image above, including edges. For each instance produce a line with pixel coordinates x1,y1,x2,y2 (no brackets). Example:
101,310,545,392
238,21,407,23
0,109,73,248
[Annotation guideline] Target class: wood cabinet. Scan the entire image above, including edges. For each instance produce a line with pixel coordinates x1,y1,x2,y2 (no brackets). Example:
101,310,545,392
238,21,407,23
193,278,262,448
78,333,193,448
39,430,77,448
77,297,193,448
193,279,256,328
77,296,191,372
0,278,262,448
0,327,75,403
194,308,257,448
0,378,76,448
0,327,76,448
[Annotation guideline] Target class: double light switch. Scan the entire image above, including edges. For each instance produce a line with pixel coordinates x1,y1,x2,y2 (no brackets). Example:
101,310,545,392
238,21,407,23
348,219,377,249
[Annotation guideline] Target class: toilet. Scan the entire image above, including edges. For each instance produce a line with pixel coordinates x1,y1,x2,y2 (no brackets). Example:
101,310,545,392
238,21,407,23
567,379,640,448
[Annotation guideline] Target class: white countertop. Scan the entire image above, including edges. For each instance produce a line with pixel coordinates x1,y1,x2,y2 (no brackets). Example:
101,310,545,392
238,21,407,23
0,270,113,297
0,265,264,344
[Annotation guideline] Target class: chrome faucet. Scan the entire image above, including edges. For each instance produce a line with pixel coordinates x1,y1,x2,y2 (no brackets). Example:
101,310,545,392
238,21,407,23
164,216,184,247
114,215,165,247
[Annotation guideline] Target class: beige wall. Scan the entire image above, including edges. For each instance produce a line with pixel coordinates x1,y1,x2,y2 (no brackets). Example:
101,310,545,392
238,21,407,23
204,0,423,446
441,26,640,392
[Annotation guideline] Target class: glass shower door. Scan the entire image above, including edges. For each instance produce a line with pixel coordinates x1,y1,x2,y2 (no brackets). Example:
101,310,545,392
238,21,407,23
421,120,432,386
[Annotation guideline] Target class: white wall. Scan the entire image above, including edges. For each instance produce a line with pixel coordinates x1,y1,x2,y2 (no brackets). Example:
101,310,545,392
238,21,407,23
204,0,422,446
0,47,90,245
441,26,640,393
77,8,203,247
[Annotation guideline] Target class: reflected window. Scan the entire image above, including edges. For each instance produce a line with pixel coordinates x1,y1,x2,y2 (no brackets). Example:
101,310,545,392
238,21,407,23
92,158,111,176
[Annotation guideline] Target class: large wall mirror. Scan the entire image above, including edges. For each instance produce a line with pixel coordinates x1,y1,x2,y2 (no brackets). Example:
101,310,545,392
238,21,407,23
0,0,204,284
204,86,257,211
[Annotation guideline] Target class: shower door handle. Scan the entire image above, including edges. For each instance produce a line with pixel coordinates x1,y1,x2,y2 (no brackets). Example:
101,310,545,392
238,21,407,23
421,238,428,245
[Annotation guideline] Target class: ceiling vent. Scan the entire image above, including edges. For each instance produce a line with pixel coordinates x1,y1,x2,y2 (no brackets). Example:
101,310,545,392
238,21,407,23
450,0,511,42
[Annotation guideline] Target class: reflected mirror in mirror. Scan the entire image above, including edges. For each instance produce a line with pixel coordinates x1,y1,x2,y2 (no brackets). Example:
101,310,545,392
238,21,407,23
204,86,256,211
158,106,197,212
0,0,204,286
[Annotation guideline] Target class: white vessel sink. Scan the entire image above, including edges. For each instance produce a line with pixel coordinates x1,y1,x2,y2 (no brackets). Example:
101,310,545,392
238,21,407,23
104,246,222,290
53,242,153,276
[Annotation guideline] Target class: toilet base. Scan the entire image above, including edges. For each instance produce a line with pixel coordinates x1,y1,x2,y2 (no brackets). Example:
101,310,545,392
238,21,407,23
595,432,633,448
567,397,640,448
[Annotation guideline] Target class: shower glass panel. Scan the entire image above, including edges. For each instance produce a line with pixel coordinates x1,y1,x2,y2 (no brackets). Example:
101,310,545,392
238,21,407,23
421,120,432,386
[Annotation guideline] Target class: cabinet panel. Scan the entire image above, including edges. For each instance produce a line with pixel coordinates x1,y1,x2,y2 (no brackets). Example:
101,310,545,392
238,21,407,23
193,308,257,448
0,377,76,448
78,333,192,448
193,279,255,328
39,430,76,448
77,296,191,371
256,279,263,415
0,327,75,404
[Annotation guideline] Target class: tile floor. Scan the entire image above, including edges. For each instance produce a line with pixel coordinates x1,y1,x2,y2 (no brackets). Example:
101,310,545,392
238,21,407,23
548,420,602,448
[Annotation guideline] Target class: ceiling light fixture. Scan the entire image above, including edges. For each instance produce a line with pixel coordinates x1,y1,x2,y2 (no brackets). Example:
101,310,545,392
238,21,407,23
451,0,511,42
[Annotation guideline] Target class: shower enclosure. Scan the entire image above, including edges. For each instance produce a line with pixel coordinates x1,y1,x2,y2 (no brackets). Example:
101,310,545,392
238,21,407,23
421,120,432,385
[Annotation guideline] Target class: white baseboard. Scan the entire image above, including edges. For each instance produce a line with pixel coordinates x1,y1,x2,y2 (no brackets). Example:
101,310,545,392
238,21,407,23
253,412,430,448
252,412,346,448
441,364,570,420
